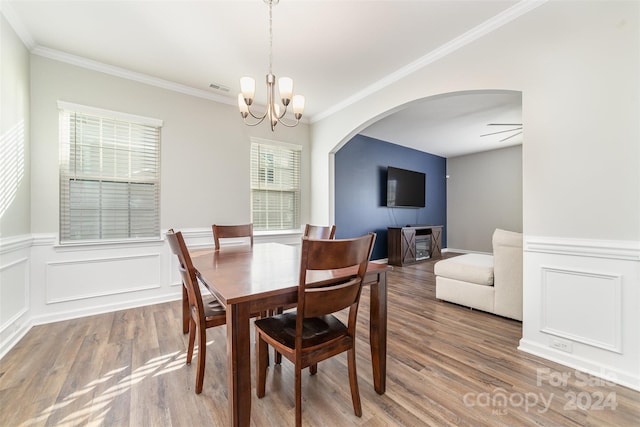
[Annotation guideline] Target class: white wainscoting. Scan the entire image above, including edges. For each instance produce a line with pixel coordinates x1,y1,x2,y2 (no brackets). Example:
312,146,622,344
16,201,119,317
46,254,162,304
519,235,640,391
0,228,303,358
0,235,31,358
540,266,622,353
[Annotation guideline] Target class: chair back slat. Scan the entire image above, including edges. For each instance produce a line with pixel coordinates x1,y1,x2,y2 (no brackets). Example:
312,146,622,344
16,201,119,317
298,234,376,320
302,235,372,271
212,224,254,249
303,224,336,240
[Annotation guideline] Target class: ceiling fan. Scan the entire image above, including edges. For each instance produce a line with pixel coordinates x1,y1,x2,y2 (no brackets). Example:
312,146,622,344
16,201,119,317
481,123,523,142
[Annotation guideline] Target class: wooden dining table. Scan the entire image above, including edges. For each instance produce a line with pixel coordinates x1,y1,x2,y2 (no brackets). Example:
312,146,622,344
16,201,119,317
190,242,390,427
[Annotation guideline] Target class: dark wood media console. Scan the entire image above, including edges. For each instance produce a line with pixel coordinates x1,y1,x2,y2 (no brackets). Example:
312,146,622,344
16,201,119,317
387,225,443,266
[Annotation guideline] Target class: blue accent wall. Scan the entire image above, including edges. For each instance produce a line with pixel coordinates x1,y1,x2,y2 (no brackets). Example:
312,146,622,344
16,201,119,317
335,134,447,260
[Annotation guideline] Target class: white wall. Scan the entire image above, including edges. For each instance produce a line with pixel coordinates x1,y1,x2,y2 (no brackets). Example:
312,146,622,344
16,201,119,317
447,145,522,253
310,1,640,389
0,14,30,237
0,14,31,358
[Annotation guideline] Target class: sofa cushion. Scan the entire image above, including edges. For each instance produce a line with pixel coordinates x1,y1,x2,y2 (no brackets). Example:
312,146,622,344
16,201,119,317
435,276,495,313
493,228,522,249
434,254,494,286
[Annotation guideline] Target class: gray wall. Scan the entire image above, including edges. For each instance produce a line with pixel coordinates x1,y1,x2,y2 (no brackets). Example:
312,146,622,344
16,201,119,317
0,15,31,238
27,55,311,235
446,145,522,253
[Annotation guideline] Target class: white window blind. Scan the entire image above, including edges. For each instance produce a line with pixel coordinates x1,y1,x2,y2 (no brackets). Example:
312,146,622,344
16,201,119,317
58,102,162,243
250,139,301,231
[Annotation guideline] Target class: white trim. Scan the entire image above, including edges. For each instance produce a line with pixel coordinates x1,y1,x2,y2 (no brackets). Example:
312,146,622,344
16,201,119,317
31,234,57,246
14,1,547,125
0,234,32,254
312,0,548,122
519,339,639,392
0,319,32,360
524,236,640,261
0,1,35,49
0,306,28,336
35,46,235,106
442,247,492,256
57,100,164,127
0,256,28,272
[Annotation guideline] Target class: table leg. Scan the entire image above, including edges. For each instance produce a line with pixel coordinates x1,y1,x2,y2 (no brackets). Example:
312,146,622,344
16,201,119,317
227,302,252,427
369,271,387,394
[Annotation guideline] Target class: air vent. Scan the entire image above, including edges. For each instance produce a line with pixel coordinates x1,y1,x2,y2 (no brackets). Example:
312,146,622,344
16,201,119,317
209,83,230,92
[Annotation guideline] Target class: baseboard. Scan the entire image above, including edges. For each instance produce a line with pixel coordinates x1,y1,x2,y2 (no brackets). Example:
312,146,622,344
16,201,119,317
519,338,640,392
0,319,32,360
442,247,492,256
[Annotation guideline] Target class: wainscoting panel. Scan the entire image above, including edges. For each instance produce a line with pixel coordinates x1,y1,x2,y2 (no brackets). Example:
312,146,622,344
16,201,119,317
45,254,161,304
0,257,29,329
0,235,32,358
520,235,640,391
540,266,621,353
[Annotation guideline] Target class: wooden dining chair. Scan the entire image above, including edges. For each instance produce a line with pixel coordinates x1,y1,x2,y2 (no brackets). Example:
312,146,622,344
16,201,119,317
303,224,336,239
270,223,338,364
254,233,376,427
212,223,253,250
166,229,226,394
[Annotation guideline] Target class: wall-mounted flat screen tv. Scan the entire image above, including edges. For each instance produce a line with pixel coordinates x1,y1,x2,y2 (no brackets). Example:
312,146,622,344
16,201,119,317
386,166,425,208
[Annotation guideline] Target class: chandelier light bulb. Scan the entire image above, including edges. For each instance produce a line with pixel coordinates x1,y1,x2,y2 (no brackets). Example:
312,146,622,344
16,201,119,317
240,77,256,105
292,95,305,118
278,77,293,104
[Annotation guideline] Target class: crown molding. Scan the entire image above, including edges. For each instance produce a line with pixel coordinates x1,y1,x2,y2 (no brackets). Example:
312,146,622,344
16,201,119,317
4,0,545,125
30,46,313,124
31,45,237,107
311,0,548,123
1,0,35,49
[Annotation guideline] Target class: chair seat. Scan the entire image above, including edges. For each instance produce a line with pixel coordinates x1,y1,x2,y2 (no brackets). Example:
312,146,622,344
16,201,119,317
255,312,347,349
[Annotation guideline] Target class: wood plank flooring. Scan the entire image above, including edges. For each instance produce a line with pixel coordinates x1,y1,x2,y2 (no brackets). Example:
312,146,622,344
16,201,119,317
1,256,639,426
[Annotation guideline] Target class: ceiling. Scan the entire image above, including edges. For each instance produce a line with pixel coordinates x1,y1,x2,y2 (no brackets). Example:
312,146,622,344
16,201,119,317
3,0,525,157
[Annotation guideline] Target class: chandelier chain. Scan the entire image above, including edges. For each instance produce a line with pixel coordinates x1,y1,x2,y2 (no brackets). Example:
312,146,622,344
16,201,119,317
268,0,273,74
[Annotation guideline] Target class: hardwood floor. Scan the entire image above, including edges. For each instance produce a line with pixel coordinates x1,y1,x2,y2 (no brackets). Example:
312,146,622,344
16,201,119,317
1,257,639,426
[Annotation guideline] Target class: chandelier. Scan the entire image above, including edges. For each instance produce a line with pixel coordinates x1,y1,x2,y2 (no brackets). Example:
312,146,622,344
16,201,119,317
238,0,305,131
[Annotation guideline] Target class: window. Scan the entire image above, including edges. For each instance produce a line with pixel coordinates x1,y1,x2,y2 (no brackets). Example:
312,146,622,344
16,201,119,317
58,102,162,243
250,139,301,231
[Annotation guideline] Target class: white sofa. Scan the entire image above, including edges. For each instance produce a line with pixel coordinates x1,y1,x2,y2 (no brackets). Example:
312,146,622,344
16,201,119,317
434,229,523,321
